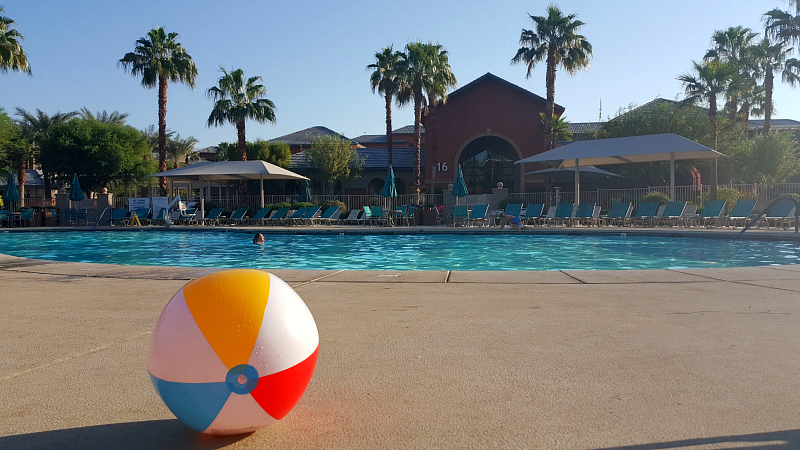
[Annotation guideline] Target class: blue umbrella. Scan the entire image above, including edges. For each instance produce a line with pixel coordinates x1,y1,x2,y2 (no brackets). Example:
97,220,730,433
452,165,468,198
299,179,312,203
2,172,20,203
380,166,397,198
69,174,85,202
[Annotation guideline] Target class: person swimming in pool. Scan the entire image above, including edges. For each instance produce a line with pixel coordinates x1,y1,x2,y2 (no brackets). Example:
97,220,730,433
498,215,525,230
253,233,265,244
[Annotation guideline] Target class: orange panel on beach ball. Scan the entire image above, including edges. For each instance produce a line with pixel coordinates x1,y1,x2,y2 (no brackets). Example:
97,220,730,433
183,269,271,369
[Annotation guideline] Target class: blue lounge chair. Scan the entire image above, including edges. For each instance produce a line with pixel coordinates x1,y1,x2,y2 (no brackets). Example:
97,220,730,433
547,203,575,226
110,208,128,226
724,200,757,228
361,206,373,226
245,207,271,225
572,203,597,226
452,205,469,226
297,206,321,226
601,202,632,227
283,207,309,226
763,200,796,229
463,204,489,227
369,206,389,226
654,201,687,227
523,203,544,226
264,207,290,225
223,207,249,225
204,208,223,226
626,202,659,227
503,202,523,218
315,206,340,226
149,208,168,226
16,208,34,227
688,200,726,227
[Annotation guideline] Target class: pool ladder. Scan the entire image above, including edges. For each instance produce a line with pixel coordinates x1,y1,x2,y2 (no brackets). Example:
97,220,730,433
91,207,112,232
738,197,799,236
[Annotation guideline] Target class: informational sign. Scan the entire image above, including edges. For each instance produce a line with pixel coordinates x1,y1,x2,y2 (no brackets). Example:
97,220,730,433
151,197,170,215
128,197,150,211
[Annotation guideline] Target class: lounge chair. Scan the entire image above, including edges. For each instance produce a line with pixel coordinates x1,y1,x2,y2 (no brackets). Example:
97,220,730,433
167,209,183,224
16,208,34,227
687,201,726,227
46,208,60,226
503,202,523,219
339,209,361,225
600,202,632,227
654,202,687,227
203,208,223,226
463,204,489,227
110,208,128,226
283,207,309,226
149,208,168,225
315,206,340,226
626,202,659,227
180,208,198,225
548,203,575,227
244,207,271,225
723,199,757,228
297,206,322,226
571,203,597,227
263,207,290,225
361,206,373,226
452,205,469,227
522,203,544,226
398,205,415,226
369,206,389,226
223,207,249,225
762,200,796,229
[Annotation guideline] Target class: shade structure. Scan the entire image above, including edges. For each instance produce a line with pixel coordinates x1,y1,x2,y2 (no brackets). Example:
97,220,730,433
515,133,724,203
2,172,20,203
527,166,619,178
149,160,310,210
68,174,85,202
380,166,397,198
452,165,469,198
299,180,312,203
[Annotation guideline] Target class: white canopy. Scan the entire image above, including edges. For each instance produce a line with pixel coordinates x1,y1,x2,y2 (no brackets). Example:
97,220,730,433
515,133,724,203
149,160,309,212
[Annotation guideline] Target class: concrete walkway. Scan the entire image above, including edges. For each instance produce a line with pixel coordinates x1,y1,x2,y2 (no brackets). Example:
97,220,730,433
1,254,800,449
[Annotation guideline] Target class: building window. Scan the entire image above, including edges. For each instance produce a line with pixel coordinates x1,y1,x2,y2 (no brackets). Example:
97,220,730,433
458,136,518,194
367,178,384,195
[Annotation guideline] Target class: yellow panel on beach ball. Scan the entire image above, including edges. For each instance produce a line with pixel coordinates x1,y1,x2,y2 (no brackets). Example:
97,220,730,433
183,269,271,369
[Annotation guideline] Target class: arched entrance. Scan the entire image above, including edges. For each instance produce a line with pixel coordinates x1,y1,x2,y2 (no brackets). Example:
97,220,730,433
457,135,520,194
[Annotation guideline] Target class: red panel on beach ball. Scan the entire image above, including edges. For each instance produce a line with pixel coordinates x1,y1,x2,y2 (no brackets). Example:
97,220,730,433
251,346,319,419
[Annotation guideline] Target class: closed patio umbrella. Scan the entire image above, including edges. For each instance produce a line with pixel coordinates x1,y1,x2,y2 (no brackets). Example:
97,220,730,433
2,172,20,204
299,179,312,203
69,174,85,202
381,166,397,198
452,165,468,204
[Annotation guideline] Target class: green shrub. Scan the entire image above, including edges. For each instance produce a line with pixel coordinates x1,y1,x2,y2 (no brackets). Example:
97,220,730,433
320,199,347,214
499,198,524,211
640,192,670,205
267,202,291,210
780,193,800,202
696,187,739,214
291,202,314,209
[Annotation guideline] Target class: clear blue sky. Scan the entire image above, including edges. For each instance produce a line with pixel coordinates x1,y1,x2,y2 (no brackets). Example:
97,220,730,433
1,0,795,150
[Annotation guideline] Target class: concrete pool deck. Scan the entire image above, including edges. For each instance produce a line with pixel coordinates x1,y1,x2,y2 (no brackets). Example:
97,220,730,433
2,246,800,448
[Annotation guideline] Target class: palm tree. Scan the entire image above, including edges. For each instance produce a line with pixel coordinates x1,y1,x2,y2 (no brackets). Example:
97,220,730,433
511,5,592,150
15,108,78,200
368,46,403,167
396,42,431,202
748,38,800,133
119,26,197,196
678,60,737,200
207,67,276,161
0,6,30,74
78,108,129,124
165,134,199,168
422,43,457,194
540,113,572,142
703,26,759,126
765,1,800,46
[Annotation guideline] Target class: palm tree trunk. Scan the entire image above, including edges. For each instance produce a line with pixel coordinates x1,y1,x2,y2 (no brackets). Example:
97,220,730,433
764,70,773,133
544,48,557,151
742,101,750,132
413,86,423,204
237,119,247,161
17,163,25,207
158,75,168,196
728,98,738,128
709,98,718,201
385,87,393,167
427,94,439,194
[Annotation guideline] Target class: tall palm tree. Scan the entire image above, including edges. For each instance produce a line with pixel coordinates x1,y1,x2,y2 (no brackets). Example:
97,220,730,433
678,60,737,200
765,1,800,46
207,67,276,161
422,43,456,194
119,26,197,196
15,108,78,200
165,134,199,168
703,26,759,125
78,108,129,124
0,6,30,74
749,38,800,133
368,46,403,167
396,42,432,202
511,5,592,150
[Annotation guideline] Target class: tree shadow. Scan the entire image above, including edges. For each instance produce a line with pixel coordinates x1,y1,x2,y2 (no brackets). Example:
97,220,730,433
593,428,800,450
0,419,252,450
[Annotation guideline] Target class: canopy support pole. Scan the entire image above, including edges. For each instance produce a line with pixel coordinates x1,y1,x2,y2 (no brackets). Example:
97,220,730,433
574,158,580,206
670,152,675,201
199,175,205,225
260,175,264,209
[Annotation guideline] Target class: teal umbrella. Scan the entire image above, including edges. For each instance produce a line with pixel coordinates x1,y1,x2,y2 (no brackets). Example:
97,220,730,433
2,172,20,203
381,166,397,198
299,179,312,203
452,165,468,198
69,174,85,202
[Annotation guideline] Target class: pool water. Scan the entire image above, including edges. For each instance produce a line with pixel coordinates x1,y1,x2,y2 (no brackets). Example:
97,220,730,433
1,231,799,271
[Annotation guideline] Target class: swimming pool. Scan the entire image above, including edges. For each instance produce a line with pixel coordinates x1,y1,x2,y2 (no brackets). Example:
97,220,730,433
1,230,799,271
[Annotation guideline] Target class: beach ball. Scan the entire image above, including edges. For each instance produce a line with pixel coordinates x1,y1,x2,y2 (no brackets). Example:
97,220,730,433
147,269,319,435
